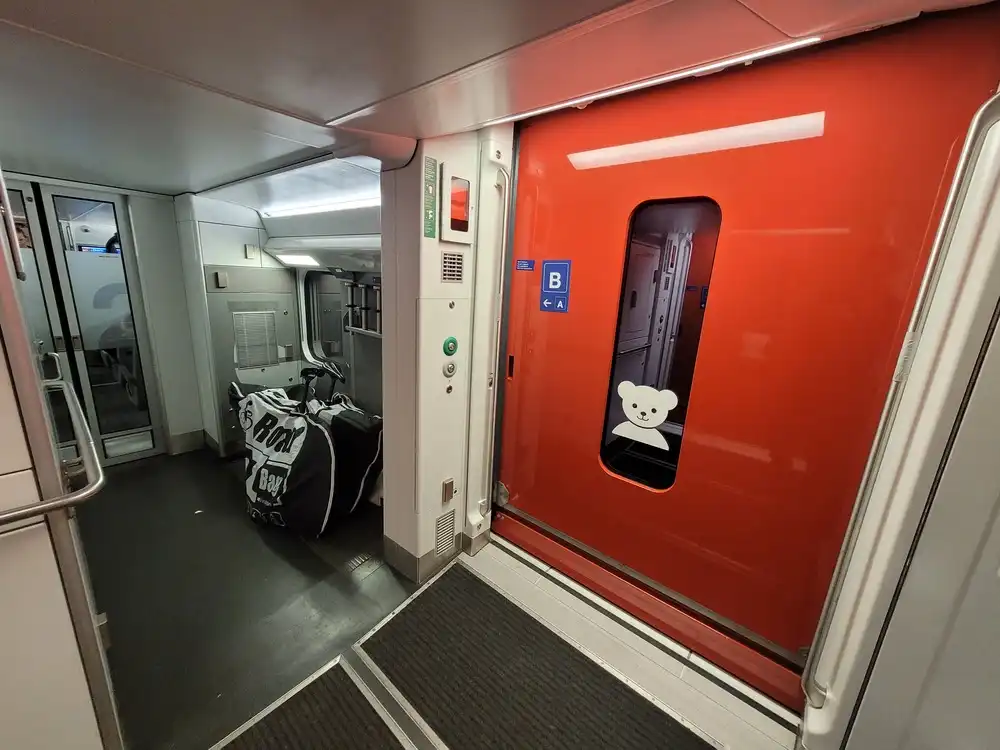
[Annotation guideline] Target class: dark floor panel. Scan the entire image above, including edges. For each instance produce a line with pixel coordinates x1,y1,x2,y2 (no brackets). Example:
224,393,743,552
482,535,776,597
364,564,715,750
77,450,414,750
226,664,403,750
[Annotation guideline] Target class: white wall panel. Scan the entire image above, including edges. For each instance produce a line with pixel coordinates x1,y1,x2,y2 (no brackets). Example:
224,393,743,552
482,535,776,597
128,196,202,442
0,521,103,750
175,213,220,444
0,349,31,475
198,223,263,268
0,470,39,532
189,196,264,228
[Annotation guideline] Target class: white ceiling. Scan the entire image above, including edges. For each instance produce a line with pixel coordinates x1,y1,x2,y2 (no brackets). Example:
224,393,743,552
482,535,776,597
0,0,631,125
0,0,629,194
0,20,339,194
0,0,989,195
202,157,381,217
332,0,992,138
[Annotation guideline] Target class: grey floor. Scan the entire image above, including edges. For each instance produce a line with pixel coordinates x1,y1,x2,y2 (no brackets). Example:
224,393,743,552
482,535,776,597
77,449,414,750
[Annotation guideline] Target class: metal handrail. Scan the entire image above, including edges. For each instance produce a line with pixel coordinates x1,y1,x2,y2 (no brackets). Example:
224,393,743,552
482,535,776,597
0,177,26,281
44,351,64,381
800,91,1000,709
481,165,511,507
0,379,105,528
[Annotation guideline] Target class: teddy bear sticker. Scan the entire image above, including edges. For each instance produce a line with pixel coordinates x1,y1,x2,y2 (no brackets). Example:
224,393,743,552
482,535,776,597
612,381,679,450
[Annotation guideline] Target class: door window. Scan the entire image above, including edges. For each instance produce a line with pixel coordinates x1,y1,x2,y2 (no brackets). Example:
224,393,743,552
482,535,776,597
600,199,721,489
51,195,151,436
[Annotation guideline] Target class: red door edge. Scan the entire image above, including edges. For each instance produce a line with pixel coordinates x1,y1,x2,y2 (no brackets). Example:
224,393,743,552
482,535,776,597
493,511,805,712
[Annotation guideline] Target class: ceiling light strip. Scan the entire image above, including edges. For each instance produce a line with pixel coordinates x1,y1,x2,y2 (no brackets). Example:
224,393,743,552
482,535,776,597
275,254,321,267
479,37,822,129
264,196,381,218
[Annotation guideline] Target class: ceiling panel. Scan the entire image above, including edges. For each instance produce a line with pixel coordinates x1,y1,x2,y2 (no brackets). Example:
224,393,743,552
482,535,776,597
737,0,991,36
203,157,381,216
0,0,632,124
331,0,789,138
0,21,345,194
331,0,992,139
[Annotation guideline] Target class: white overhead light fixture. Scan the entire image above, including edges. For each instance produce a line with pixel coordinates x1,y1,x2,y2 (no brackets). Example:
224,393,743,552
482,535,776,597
479,37,823,128
275,254,321,267
263,196,381,218
265,235,381,251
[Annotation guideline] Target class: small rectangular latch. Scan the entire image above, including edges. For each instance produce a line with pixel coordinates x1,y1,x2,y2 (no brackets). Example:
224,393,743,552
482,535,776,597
442,477,455,504
893,332,918,384
495,481,510,508
96,612,110,650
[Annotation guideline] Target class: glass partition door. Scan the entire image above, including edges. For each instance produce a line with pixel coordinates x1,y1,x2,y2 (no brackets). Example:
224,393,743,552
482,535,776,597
37,185,163,464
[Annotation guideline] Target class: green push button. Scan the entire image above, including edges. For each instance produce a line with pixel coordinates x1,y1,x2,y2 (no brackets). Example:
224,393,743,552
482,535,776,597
443,336,458,356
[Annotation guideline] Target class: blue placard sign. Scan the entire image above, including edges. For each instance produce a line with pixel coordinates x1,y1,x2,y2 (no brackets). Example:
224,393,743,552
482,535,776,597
515,259,535,271
540,260,571,313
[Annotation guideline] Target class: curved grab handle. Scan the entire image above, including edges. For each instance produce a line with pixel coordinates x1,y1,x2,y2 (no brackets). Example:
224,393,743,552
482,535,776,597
481,165,511,506
44,351,64,381
0,379,105,529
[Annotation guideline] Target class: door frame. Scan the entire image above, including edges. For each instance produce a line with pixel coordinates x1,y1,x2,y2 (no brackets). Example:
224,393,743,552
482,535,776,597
4,180,63,360
5,179,80,457
795,92,1000,749
0,165,125,749
36,183,165,465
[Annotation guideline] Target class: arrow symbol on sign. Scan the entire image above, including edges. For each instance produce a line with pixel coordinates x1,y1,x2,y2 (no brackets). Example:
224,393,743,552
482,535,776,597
543,298,552,308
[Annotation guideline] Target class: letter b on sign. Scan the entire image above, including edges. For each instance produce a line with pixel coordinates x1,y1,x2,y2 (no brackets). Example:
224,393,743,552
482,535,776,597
541,260,570,294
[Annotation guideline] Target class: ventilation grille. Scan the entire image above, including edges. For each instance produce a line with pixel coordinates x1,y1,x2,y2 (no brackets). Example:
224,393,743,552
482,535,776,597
435,510,456,556
441,252,464,283
233,311,279,368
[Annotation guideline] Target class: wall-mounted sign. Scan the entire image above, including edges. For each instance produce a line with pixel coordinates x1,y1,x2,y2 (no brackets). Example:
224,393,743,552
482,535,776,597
516,259,535,271
540,260,571,313
422,156,438,239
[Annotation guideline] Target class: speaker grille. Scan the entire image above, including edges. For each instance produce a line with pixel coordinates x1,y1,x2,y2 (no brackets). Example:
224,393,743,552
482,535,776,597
441,252,464,283
435,510,456,556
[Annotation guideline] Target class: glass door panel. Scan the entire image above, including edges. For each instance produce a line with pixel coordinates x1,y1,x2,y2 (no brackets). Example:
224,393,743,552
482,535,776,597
40,186,162,463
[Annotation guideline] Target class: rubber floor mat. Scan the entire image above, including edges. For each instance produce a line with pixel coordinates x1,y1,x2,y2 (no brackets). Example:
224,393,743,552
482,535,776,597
224,663,402,749
362,563,716,749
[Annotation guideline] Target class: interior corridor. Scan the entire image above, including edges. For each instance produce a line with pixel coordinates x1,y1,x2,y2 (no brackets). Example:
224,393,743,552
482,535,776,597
76,451,414,750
